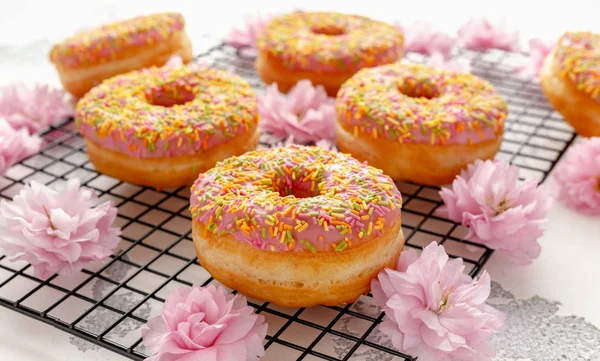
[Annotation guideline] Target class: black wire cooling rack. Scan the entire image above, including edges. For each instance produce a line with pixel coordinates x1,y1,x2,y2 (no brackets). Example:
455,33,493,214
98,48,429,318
0,43,577,361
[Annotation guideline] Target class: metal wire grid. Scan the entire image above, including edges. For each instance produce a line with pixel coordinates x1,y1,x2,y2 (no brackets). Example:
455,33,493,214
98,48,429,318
0,43,577,361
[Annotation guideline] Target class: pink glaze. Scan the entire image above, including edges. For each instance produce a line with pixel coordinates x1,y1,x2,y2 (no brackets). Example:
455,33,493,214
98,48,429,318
336,63,507,145
76,65,258,158
190,145,403,253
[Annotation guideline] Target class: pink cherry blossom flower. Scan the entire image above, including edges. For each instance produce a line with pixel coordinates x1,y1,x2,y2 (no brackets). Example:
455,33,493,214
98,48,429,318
0,117,42,176
0,83,74,133
438,159,552,264
259,133,295,149
314,138,338,152
457,17,520,52
142,284,268,361
163,56,216,71
164,55,184,68
425,53,472,73
225,14,271,49
0,179,121,279
372,242,505,361
258,80,336,144
397,21,455,59
554,137,600,216
515,38,555,77
262,135,338,152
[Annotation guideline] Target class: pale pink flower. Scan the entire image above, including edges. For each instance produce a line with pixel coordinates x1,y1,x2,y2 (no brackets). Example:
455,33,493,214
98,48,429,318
438,160,552,264
0,179,121,279
457,17,520,52
258,80,336,144
225,14,271,49
163,56,217,71
163,55,184,68
0,117,42,176
372,242,505,361
397,21,455,59
263,135,338,152
554,137,600,216
142,284,268,361
260,134,295,149
515,38,555,77
0,83,74,133
425,53,472,73
314,139,338,152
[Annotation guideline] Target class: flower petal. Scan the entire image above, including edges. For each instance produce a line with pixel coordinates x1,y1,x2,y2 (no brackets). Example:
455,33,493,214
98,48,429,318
216,339,254,361
438,303,489,335
224,14,271,49
176,348,218,361
215,312,259,345
396,248,418,272
0,118,43,176
192,323,224,347
142,316,170,353
419,322,465,352
48,208,78,240
454,272,491,305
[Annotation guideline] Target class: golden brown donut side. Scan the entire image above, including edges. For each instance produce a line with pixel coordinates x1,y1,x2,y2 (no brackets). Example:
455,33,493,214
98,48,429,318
53,33,193,99
336,121,503,186
193,216,404,308
540,47,600,137
84,128,259,189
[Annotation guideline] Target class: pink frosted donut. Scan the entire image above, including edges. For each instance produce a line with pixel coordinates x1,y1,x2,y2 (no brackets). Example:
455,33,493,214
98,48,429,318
50,12,193,98
190,145,405,307
335,62,507,186
75,65,259,189
540,31,600,137
256,11,404,96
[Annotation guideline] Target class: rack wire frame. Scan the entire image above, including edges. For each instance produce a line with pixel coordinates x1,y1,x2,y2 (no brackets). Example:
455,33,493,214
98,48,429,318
0,43,577,361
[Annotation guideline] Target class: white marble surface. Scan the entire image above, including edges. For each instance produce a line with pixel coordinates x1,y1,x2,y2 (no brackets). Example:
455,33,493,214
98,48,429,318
1,1,600,360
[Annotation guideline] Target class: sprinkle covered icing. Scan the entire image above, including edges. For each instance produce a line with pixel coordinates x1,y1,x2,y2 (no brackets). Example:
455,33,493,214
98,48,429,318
336,63,507,145
76,65,258,158
50,13,185,68
257,12,403,73
189,145,403,253
554,32,600,102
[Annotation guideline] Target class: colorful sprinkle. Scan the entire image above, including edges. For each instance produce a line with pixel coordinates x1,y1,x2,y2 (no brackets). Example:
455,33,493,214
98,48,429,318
336,63,507,145
554,32,600,102
50,13,185,68
190,145,403,253
258,12,403,72
76,65,258,158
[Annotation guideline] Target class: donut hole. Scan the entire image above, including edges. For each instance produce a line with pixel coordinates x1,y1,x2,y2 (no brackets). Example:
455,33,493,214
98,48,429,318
271,174,320,199
146,84,195,107
274,182,316,199
310,25,346,36
398,83,440,100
